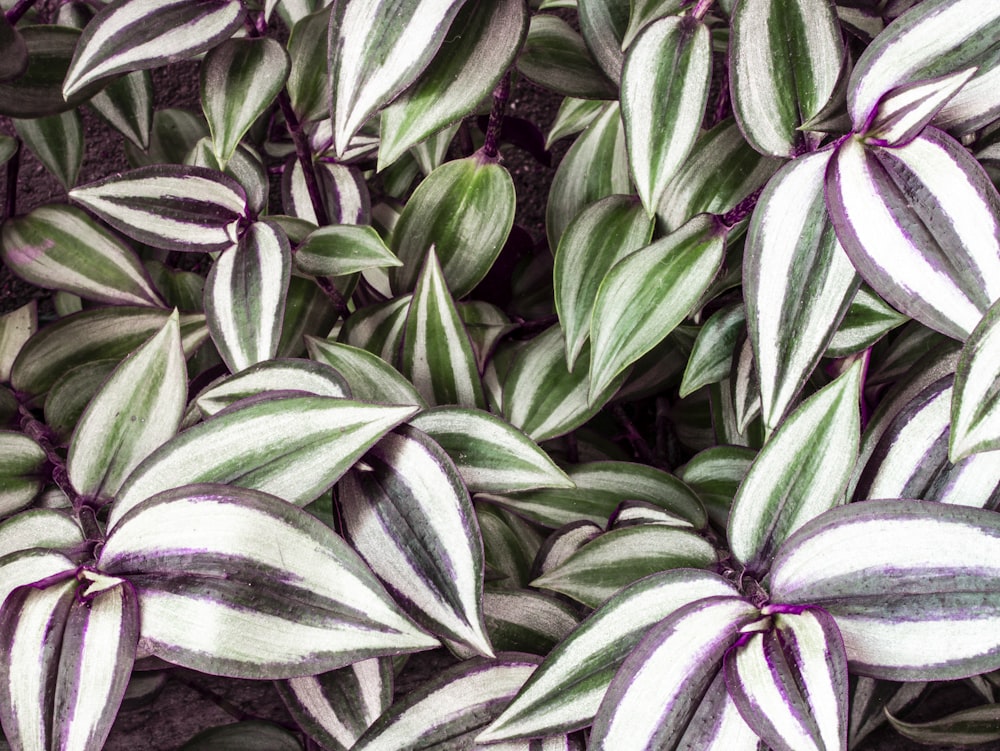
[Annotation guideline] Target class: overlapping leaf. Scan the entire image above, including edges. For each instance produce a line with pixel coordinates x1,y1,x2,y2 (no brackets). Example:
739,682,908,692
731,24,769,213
517,14,618,100
0,432,47,518
951,297,1000,461
90,70,154,150
13,111,83,191
194,358,350,417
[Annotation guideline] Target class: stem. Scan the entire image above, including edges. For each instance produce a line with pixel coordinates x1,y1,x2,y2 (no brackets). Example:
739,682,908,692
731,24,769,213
278,92,331,227
17,398,78,507
511,313,559,336
480,73,511,162
691,0,714,20
719,184,764,228
5,0,36,25
3,139,20,221
612,404,664,469
315,276,351,320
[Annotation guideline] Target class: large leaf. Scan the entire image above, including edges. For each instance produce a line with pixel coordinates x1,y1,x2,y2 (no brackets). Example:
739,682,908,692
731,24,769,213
338,425,493,656
63,0,246,98
109,395,417,527
329,0,468,154
99,484,437,677
825,128,1000,340
951,297,1000,461
770,499,1000,680
621,14,711,214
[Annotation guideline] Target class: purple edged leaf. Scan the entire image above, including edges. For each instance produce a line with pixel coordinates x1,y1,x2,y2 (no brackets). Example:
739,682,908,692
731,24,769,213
281,158,371,226
0,550,76,611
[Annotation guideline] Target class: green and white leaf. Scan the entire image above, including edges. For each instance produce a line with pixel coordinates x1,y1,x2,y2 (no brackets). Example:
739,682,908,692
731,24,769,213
194,358,350,417
545,97,604,148
517,14,618,100
951,297,1000,461
826,285,908,358
339,296,411,365
295,225,401,278
306,337,425,407
677,445,756,528
679,303,746,398
13,110,83,190
482,589,580,656
0,550,75,612
0,302,36,383
0,510,83,560
0,27,98,119
622,0,686,49
89,70,153,150
285,6,333,123
0,431,47,518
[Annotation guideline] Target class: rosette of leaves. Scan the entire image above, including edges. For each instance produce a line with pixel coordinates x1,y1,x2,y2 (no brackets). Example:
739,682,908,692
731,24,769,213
3,0,1000,748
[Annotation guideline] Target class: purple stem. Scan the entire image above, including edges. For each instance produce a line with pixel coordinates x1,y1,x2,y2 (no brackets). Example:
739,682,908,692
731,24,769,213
17,398,79,508
720,184,765,228
612,404,664,469
691,0,714,20
5,0,36,25
480,73,512,162
278,92,331,227
315,275,351,320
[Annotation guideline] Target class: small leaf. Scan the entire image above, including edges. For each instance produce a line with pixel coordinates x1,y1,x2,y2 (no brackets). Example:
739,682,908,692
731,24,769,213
295,224,401,278
517,14,618,100
679,303,746,398
13,110,84,190
0,15,28,82
545,97,604,149
482,589,580,656
194,358,349,417
676,445,756,528
180,721,304,750
825,285,908,358
0,431,47,518
339,296,412,364
951,297,1000,460
306,337,425,407
886,703,1000,746
89,70,154,150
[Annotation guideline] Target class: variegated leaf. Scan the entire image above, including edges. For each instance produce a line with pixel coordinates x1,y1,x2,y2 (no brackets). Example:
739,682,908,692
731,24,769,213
70,165,248,253
679,303,746,398
746,149,860,429
589,597,760,750
517,14,618,100
531,521,603,580
951,297,1000,461
886,703,1000,746
725,606,848,751
545,97,604,149
1,204,164,307
45,360,120,442
378,0,527,169
295,224,401,278
770,499,1000,680
201,37,289,163
329,0,467,154
13,110,83,190
99,484,437,677
306,337,425,407
621,14,711,214
109,395,417,526
286,6,332,123
0,550,76,612
554,195,654,370
205,220,291,372
482,588,580,656
0,431,47,518
727,362,861,574
63,0,246,98
0,509,83,560
194,358,350,417
89,70,154,150
825,285,908,358
677,445,756,528
409,407,572,493
401,249,487,408
0,302,36,383
339,295,411,364
478,503,544,588
590,214,727,398
577,0,629,84
281,158,371,226
826,128,1000,341
672,670,764,751
339,425,492,656
125,107,209,167
67,312,186,503
478,570,741,742
622,0,686,49
730,0,844,157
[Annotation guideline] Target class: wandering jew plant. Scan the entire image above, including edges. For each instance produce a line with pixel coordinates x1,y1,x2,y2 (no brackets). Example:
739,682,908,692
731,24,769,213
2,0,1000,748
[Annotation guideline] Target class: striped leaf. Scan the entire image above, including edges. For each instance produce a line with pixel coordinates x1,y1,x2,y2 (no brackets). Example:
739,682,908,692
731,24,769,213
545,97,604,149
354,655,540,750
125,107,209,167
194,358,350,417
554,195,654,370
0,509,83,560
679,303,746,398
0,303,35,384
847,0,1000,135
295,225,401,278
578,0,629,84
589,597,761,750
109,395,417,527
10,307,207,400
0,550,76,612
518,14,618,100
589,214,727,398
1,204,164,307
825,285,908,358
409,407,572,493
478,503,544,588
99,484,437,677
826,128,1000,341
184,137,267,217
0,27,101,118
70,165,248,253
67,312,186,503
389,156,515,299
727,362,861,574
531,521,603,580
531,526,717,608
730,0,844,157
339,425,492,655
458,301,517,374
672,670,764,751
725,607,848,751
45,360,121,442
286,6,332,123
621,15,711,214
180,721,303,750
746,149,860,429
205,220,291,372
0,431,47,518
277,659,392,751
378,0,528,169
770,499,1000,680
306,337,425,407
482,589,580,656
201,37,289,163
484,461,706,529
13,110,83,190
277,276,340,359
89,70,154,150
677,445,756,528
339,296,411,364
329,0,467,154
622,0,686,49
478,570,741,742
951,297,1000,461
886,703,1000,746
63,0,244,97
401,249,486,408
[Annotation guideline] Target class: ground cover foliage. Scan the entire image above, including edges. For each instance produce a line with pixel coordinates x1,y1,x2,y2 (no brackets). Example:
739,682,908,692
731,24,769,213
2,0,1000,748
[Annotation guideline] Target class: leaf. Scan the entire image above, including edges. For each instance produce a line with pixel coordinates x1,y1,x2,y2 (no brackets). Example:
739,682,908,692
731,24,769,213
679,303,746,398
109,395,417,527
339,425,493,656
531,526,718,608
621,15,711,214
478,503,544,588
286,6,333,123
886,703,1000,746
205,220,292,372
545,97,604,149
295,224,401,278
727,362,861,574
277,659,392,751
951,297,1000,461
589,214,727,398
99,484,437,677
1,204,164,307
589,597,760,750
825,285,908,358
282,159,372,226
354,655,540,750
306,337,425,407
622,0,686,49
194,358,350,417
745,149,860,429
482,589,580,656
44,360,119,442
847,0,1000,135
0,431,47,518
0,15,28,82
180,721,304,750
329,0,468,154
13,110,84,190
89,70,154,150
849,678,926,749
517,14,618,100
339,296,412,364
201,37,289,163
730,0,844,157
126,107,209,167
0,303,36,384
62,0,246,98
725,607,848,751
67,312,186,503
577,0,629,84
554,195,653,370
378,0,528,169
770,499,1000,680
389,156,515,299
0,509,83,560
826,128,1000,340
671,670,764,751
70,165,248,253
